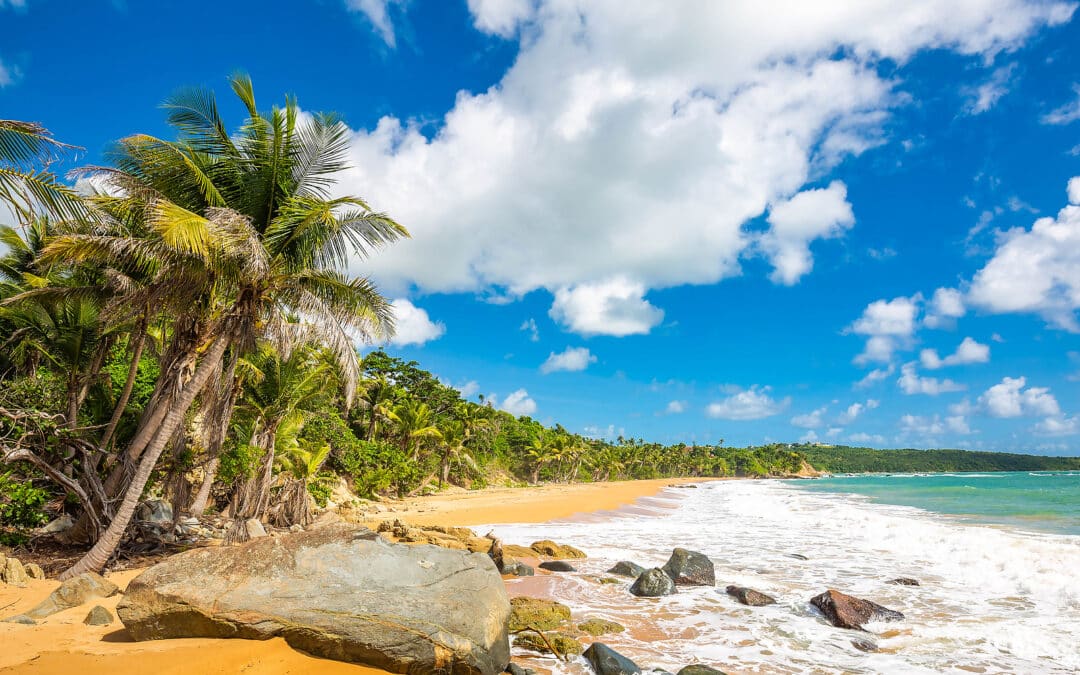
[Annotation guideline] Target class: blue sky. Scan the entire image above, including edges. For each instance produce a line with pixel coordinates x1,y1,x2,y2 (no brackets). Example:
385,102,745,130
3,0,1080,453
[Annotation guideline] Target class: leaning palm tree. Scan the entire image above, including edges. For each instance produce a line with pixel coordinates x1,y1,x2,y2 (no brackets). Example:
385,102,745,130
272,424,331,528
54,74,407,578
436,420,476,489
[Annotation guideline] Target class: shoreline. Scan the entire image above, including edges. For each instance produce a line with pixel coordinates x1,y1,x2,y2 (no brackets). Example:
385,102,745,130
355,476,724,528
0,477,704,674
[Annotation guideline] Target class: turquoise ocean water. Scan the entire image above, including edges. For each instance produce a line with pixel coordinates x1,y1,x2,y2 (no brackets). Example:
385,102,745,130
795,470,1080,535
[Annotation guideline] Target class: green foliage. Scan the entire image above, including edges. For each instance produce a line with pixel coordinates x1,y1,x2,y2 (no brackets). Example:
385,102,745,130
0,471,50,528
799,445,1080,473
307,472,336,508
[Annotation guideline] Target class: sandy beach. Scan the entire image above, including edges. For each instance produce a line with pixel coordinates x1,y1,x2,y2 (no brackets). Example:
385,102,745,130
0,478,692,674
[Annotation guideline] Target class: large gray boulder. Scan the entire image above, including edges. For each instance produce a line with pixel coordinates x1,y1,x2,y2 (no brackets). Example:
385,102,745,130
117,524,511,674
661,548,715,586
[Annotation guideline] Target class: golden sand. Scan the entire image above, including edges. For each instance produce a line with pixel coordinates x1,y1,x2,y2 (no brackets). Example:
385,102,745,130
0,478,693,674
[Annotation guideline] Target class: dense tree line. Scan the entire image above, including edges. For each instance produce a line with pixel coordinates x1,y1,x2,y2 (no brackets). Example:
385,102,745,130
797,445,1080,473
0,80,805,577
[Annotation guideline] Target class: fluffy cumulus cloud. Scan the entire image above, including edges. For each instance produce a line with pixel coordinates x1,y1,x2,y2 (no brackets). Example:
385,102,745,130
898,362,966,395
519,318,539,342
345,0,407,47
664,400,687,414
760,181,855,285
336,1,1073,335
1034,415,1079,436
920,337,991,369
540,346,597,374
850,296,920,364
924,287,966,328
499,388,537,416
791,406,828,428
978,376,1060,418
387,299,445,346
548,277,664,336
837,399,879,424
706,386,789,420
967,177,1080,330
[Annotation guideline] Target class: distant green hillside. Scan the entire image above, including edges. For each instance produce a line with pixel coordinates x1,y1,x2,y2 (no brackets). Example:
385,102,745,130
798,445,1080,473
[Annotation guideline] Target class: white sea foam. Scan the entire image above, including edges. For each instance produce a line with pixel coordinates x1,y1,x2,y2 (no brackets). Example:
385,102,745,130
485,480,1080,674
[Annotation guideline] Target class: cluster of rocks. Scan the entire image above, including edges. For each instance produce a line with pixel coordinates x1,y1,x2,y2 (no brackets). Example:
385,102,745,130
0,552,45,586
3,571,118,626
506,595,626,659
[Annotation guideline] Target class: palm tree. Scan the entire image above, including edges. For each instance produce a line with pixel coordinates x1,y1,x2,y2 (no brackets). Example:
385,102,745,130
54,75,406,578
387,400,442,462
357,375,395,440
270,414,330,528
227,343,334,540
436,420,476,489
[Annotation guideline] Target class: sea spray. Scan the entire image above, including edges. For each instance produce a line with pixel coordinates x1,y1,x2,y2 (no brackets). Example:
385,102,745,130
487,480,1080,674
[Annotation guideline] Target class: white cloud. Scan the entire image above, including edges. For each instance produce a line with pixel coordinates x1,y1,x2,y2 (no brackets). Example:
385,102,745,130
848,432,886,445
924,287,966,328
345,0,406,47
1042,84,1080,125
387,299,445,346
850,296,920,364
760,181,855,285
962,63,1016,115
520,318,539,342
0,1,27,9
978,376,1060,418
946,415,972,434
1033,416,1079,436
920,336,991,369
337,1,1073,321
837,399,878,424
799,430,819,443
540,346,597,374
1068,176,1080,205
967,177,1080,330
898,362,966,395
791,406,828,428
465,0,532,37
548,277,663,336
900,414,945,436
451,380,480,398
499,388,537,416
664,400,687,415
706,386,789,421
854,364,895,389
0,57,19,88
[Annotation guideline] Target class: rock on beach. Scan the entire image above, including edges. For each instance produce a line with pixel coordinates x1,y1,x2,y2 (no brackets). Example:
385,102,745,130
117,524,511,674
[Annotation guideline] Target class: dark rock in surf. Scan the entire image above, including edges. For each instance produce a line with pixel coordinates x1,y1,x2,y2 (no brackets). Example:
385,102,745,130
851,638,878,652
539,560,576,572
629,568,676,597
810,589,904,631
502,561,534,577
677,666,728,675
607,561,647,578
661,548,715,586
887,577,920,586
584,642,642,674
725,585,776,606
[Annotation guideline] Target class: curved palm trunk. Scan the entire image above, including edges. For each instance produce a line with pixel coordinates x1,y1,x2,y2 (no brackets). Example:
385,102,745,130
99,320,148,451
226,426,277,543
439,452,450,488
60,335,229,579
190,350,240,516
